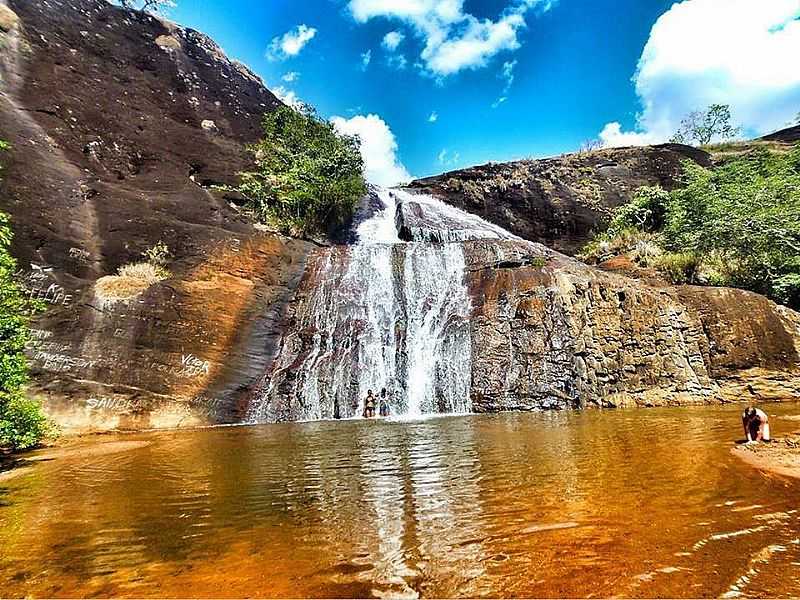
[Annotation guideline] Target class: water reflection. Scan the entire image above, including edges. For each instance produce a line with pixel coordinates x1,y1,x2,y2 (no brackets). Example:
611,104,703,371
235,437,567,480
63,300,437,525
1,405,800,598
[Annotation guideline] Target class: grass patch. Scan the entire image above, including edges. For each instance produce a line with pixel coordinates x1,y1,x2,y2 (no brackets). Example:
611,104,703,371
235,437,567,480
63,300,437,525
95,244,172,302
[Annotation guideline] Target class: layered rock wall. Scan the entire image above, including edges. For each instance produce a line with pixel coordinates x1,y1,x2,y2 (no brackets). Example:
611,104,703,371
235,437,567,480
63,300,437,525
465,242,800,410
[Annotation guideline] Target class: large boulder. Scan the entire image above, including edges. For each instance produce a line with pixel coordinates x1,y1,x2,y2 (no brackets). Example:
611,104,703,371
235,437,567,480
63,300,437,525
405,145,711,255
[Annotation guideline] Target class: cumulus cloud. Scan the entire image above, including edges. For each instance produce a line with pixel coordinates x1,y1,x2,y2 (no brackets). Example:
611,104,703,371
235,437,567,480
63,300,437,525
599,0,800,147
272,86,303,109
281,71,299,83
331,114,412,186
348,0,554,76
268,24,317,60
598,122,659,148
382,30,405,51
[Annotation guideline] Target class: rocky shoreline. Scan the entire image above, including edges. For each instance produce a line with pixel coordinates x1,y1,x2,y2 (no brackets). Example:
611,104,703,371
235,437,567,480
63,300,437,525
732,416,800,480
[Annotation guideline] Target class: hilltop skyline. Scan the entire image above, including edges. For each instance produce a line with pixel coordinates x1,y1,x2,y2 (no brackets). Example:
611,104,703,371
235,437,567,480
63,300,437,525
166,0,800,184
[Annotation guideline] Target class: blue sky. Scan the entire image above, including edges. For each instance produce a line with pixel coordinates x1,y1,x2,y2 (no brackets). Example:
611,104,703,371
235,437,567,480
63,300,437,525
166,0,800,184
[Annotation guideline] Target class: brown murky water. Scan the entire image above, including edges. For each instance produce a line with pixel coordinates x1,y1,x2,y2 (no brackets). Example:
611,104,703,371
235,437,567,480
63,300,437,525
1,404,800,598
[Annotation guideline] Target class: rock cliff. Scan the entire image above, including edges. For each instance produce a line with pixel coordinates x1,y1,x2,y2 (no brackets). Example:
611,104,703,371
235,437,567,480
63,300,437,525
405,145,711,255
0,0,314,430
2,0,798,431
249,191,800,420
464,241,800,410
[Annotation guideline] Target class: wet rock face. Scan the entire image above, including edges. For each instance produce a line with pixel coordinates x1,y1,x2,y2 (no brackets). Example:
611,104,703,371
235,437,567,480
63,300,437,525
405,145,711,256
463,241,800,410
394,190,517,243
254,192,800,421
0,0,314,431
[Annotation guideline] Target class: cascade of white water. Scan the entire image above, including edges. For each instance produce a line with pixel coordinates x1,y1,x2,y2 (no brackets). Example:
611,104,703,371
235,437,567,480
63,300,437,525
249,186,514,422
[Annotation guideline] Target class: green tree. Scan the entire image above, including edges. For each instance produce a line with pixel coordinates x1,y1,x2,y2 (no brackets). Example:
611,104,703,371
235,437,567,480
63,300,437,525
236,104,367,236
670,104,741,146
586,145,800,309
663,146,800,305
0,143,51,450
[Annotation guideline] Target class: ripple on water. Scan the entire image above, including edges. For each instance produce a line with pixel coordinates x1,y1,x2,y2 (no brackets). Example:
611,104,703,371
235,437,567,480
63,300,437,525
1,405,800,598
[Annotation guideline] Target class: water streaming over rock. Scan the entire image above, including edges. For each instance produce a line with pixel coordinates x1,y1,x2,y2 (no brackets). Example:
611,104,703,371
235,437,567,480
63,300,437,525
248,187,516,422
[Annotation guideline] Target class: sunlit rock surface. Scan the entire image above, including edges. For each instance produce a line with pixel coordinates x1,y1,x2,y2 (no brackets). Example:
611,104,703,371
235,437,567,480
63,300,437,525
0,0,313,430
464,241,800,410
2,0,798,431
249,190,800,420
405,145,712,256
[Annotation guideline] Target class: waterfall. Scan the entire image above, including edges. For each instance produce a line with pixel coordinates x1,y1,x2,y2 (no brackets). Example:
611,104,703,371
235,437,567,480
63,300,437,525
248,187,511,422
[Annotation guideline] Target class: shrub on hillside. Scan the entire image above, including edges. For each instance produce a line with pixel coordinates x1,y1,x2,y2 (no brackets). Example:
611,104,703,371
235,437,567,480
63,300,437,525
118,0,176,14
0,144,52,450
579,229,659,265
654,252,700,285
605,186,669,239
235,104,367,236
95,244,171,302
142,240,170,268
582,145,800,309
0,395,52,450
663,147,800,304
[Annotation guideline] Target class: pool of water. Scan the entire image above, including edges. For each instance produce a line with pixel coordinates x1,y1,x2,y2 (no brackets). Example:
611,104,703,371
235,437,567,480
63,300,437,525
1,403,799,598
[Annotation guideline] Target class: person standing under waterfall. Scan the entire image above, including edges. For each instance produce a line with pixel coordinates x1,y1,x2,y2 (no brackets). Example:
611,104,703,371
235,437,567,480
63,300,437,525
379,388,390,417
364,389,377,418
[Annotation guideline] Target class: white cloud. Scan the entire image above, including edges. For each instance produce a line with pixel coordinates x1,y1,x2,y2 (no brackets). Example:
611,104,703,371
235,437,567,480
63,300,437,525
268,24,317,60
437,148,460,166
361,49,372,69
281,71,299,83
491,59,517,107
387,53,408,69
500,59,516,92
331,114,412,186
598,122,659,148
273,86,303,109
598,0,800,147
382,30,405,51
428,111,438,122
348,0,554,76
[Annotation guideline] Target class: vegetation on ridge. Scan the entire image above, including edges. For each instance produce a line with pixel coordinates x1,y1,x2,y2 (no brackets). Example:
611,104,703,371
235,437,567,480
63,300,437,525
118,0,176,14
234,104,367,237
582,144,800,310
670,104,741,146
